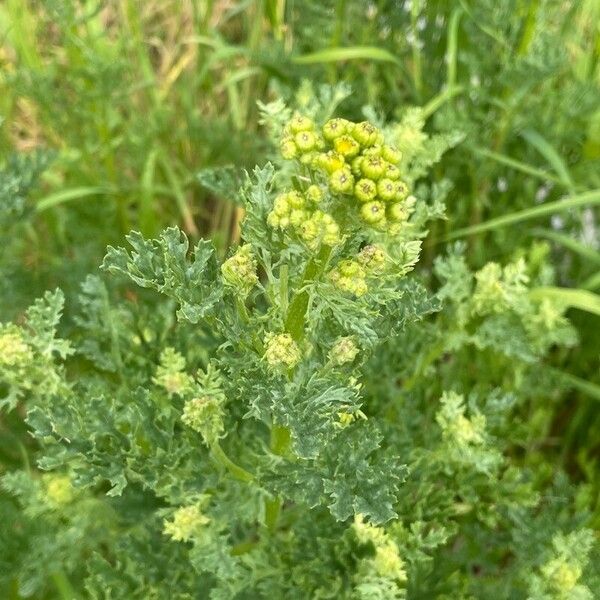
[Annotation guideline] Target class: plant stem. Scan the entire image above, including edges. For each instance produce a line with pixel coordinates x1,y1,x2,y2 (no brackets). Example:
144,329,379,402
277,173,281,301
284,246,332,341
210,441,254,483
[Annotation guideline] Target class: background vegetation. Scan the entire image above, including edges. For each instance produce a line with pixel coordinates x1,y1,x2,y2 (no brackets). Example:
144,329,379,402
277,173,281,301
1,0,599,597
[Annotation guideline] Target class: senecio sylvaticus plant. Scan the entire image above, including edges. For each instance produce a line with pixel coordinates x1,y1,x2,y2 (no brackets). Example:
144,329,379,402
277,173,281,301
1,104,598,599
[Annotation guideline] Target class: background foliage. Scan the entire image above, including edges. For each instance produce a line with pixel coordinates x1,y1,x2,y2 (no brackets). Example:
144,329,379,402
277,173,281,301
1,0,599,598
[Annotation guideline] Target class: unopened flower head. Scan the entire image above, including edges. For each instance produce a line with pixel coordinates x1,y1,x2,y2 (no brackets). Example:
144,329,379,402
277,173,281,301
163,504,210,542
264,333,301,369
329,337,359,366
45,474,74,506
182,396,224,446
0,327,33,367
329,260,368,297
153,347,193,396
279,114,412,234
221,244,259,295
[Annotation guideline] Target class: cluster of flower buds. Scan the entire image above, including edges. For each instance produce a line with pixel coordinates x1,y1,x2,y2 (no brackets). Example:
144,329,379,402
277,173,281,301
264,332,302,369
279,114,413,232
279,115,325,164
182,395,225,446
328,244,388,297
153,347,193,397
163,503,210,542
221,244,259,296
44,474,74,506
328,336,359,366
0,327,33,367
267,186,341,250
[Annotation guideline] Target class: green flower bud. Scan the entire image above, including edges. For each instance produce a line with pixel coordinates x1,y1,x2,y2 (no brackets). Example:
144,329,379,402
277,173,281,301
322,221,341,246
153,347,193,396
362,145,383,157
295,130,317,152
329,336,359,366
273,193,291,216
221,244,259,295
354,178,378,202
315,151,346,174
329,167,354,194
280,138,297,159
388,202,409,222
182,396,224,445
0,327,33,367
358,245,386,271
322,118,349,141
289,114,315,133
287,190,305,209
394,180,409,201
352,121,379,146
351,156,364,176
290,209,309,227
267,211,280,228
361,156,386,180
163,504,210,542
299,222,318,244
381,144,402,164
306,184,324,203
385,164,401,180
376,178,397,201
299,151,317,165
360,200,386,224
329,260,368,296
45,475,74,506
264,333,301,369
334,134,360,158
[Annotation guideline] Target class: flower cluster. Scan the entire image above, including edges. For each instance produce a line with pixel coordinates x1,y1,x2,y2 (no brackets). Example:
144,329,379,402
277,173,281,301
163,503,210,543
353,514,407,582
264,333,301,369
0,327,33,368
181,396,225,446
267,188,341,250
328,244,388,297
329,336,359,366
221,244,259,296
152,347,193,396
278,114,413,233
44,474,74,506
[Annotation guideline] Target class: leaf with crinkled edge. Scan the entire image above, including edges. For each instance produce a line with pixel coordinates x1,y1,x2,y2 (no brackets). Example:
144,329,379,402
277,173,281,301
271,376,362,459
196,165,245,204
101,227,222,323
266,422,407,524
25,289,73,359
239,164,276,250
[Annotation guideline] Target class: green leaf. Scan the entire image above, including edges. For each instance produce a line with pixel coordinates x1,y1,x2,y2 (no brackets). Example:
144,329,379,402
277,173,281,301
293,46,401,66
445,189,600,239
529,287,600,317
101,227,222,323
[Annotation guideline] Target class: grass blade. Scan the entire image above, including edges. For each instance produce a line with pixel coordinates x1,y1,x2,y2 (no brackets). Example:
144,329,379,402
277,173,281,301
36,187,116,212
292,46,401,66
521,128,576,190
529,286,600,317
445,189,600,240
530,228,600,266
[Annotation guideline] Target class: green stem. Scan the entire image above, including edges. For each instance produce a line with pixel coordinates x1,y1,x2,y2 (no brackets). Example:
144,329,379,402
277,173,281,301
210,441,254,483
264,424,291,530
50,571,77,600
284,246,332,342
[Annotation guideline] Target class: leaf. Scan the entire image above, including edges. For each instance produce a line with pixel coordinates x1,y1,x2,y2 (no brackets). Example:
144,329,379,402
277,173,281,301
101,227,222,323
292,46,401,66
521,128,575,191
445,189,600,239
529,287,600,317
196,165,245,204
